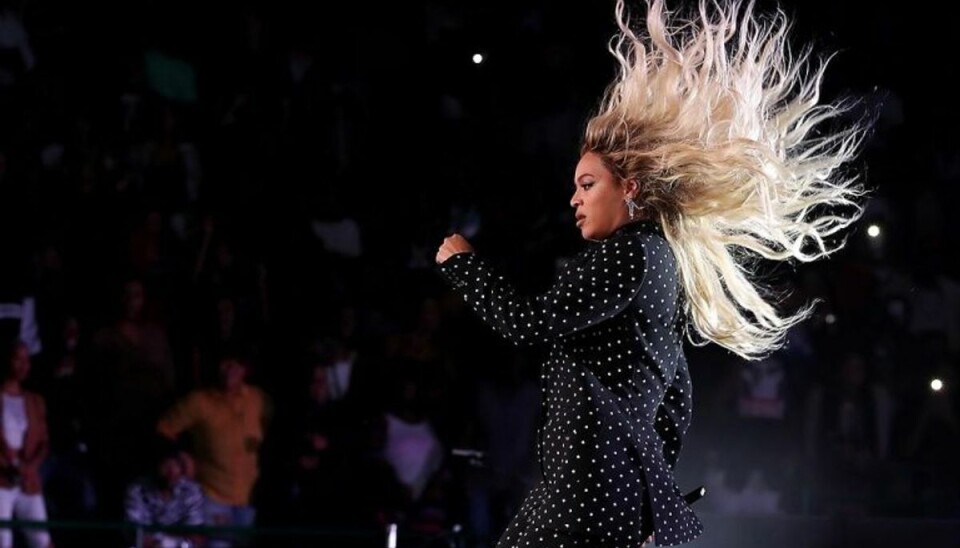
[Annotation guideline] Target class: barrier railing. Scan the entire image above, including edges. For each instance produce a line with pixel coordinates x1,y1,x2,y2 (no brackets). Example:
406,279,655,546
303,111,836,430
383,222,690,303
0,518,468,547
4,512,960,548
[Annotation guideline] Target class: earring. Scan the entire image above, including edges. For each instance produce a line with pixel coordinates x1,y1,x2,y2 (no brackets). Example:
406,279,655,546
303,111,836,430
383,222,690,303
625,197,641,220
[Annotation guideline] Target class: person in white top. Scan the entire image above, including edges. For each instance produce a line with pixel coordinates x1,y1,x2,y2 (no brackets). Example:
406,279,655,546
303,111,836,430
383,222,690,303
0,338,52,548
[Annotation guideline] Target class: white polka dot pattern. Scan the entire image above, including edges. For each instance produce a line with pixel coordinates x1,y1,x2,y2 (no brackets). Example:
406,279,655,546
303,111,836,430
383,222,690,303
438,220,704,546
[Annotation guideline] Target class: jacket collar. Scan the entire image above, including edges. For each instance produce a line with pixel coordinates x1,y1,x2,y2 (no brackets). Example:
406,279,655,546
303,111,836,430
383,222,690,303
610,219,661,237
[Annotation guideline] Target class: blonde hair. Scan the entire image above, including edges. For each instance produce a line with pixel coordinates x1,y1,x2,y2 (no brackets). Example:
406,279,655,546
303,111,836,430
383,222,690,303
582,0,870,360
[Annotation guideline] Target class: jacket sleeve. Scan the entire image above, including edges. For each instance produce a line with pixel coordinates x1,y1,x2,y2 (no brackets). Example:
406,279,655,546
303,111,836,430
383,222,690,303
437,232,648,346
157,392,203,439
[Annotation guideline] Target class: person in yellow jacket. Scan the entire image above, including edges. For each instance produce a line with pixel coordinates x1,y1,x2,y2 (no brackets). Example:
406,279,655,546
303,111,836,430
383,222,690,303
158,348,271,547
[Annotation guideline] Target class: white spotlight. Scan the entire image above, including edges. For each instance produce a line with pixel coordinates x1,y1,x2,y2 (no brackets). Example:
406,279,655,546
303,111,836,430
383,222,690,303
472,53,484,64
867,224,881,238
931,378,944,392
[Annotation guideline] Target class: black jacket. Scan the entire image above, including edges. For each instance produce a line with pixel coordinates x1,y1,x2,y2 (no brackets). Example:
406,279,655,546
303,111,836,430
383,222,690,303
438,220,703,546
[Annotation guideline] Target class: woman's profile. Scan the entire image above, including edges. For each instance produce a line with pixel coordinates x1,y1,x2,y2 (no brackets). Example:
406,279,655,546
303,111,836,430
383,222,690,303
436,0,870,545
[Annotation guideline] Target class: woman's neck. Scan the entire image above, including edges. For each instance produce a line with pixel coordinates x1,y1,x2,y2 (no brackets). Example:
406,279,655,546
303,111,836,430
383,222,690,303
1,380,22,395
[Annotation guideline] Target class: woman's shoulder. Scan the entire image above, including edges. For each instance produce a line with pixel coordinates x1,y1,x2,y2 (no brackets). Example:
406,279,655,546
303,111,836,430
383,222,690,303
22,390,46,407
596,220,666,255
600,221,679,282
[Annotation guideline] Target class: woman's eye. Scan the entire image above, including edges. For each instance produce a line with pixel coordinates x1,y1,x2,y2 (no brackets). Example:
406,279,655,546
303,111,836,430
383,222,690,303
581,183,594,190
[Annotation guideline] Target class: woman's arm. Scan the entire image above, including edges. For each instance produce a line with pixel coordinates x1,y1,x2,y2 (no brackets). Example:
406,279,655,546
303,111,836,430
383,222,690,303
437,232,648,345
22,394,50,468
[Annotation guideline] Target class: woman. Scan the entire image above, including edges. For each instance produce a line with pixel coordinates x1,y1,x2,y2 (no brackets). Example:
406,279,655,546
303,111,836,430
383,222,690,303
0,339,53,548
436,0,869,546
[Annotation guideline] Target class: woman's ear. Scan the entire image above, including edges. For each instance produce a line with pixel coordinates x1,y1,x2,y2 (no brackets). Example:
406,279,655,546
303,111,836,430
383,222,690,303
623,178,640,199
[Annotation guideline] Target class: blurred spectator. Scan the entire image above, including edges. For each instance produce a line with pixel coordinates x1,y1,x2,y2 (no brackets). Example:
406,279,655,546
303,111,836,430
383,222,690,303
286,360,350,524
739,354,787,420
702,457,782,516
465,353,539,548
337,414,407,529
382,371,444,505
0,260,41,358
333,305,394,417
400,297,442,365
157,348,270,548
903,358,960,516
34,245,71,356
906,257,960,357
0,6,34,89
87,278,175,517
310,207,362,260
124,437,204,548
40,316,97,521
0,338,52,548
192,220,262,342
193,222,256,302
804,350,895,514
128,210,184,288
310,337,355,403
192,295,253,377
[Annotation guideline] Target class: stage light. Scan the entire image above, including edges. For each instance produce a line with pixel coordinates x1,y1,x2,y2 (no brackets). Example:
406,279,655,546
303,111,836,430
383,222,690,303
472,53,484,64
867,224,880,238
931,378,943,392
825,313,836,325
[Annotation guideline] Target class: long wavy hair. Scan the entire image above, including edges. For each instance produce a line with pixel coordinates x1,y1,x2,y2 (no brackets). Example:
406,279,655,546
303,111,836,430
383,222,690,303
582,0,870,360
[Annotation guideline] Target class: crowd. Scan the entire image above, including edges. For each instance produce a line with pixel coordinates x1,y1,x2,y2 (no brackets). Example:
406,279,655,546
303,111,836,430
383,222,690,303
0,1,956,546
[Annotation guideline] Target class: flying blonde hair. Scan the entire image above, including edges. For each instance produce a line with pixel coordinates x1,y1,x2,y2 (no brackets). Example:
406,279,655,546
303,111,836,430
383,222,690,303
582,0,870,360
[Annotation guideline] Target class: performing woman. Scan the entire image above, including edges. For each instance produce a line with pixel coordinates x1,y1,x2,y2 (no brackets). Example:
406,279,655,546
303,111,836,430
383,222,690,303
436,0,869,545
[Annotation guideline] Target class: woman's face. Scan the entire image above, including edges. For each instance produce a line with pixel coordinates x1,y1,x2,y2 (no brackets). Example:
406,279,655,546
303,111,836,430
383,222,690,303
10,344,30,382
570,151,635,240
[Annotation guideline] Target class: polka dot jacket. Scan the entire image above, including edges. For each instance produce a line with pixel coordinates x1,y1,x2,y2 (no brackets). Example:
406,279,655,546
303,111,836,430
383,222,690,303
438,220,704,546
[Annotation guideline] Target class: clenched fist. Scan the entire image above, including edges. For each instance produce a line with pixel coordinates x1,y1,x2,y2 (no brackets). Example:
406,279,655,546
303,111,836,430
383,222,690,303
436,233,474,264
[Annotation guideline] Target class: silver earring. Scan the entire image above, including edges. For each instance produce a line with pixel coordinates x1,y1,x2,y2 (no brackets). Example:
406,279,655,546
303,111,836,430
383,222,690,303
625,197,641,220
